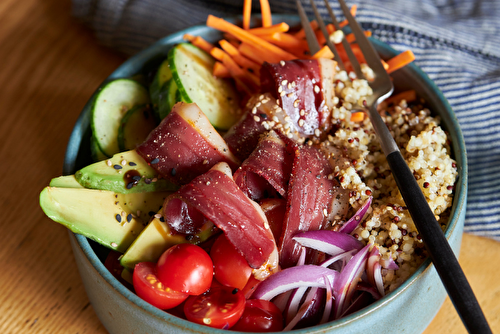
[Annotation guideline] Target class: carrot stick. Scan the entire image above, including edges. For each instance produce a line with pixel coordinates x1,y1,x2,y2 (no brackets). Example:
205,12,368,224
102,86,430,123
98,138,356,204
386,50,415,74
243,0,252,30
207,15,295,61
239,42,282,64
312,45,334,59
213,61,231,78
260,0,272,27
221,52,260,87
350,111,365,122
190,36,215,53
249,22,289,35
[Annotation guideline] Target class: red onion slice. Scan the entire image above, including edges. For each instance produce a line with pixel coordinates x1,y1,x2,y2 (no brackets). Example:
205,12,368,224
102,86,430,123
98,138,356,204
251,265,337,301
338,196,373,234
366,245,385,296
293,230,363,257
333,244,370,319
321,275,334,324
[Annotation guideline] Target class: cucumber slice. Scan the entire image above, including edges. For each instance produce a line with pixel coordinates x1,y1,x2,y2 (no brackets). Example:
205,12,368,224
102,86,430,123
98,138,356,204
149,59,172,112
117,104,157,151
91,135,109,161
158,79,179,119
168,43,241,130
91,79,150,157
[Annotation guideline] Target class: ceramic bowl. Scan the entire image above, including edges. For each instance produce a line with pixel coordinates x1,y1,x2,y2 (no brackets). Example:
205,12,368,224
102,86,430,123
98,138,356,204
64,15,467,334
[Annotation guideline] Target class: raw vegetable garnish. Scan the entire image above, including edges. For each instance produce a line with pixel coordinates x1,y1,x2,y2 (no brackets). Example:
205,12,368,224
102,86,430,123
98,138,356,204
39,0,457,332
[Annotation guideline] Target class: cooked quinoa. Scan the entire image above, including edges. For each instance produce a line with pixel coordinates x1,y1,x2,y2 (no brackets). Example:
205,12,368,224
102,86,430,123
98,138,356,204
324,71,458,293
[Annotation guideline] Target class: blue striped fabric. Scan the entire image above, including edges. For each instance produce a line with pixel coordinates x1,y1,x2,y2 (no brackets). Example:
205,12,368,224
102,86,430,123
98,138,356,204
72,0,500,240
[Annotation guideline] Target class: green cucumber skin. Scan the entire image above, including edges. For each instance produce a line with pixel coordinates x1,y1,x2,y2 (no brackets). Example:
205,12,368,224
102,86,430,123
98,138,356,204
117,104,157,152
149,59,172,114
158,79,180,119
91,79,150,157
168,43,241,130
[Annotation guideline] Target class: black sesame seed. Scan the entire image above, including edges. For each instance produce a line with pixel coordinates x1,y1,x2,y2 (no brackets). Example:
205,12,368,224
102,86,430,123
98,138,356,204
185,235,194,241
232,288,239,294
126,182,134,189
150,158,160,165
171,168,177,176
127,214,133,222
113,164,122,170
132,175,141,181
159,216,165,222
129,162,137,166
115,214,122,222
148,211,155,216
144,178,152,184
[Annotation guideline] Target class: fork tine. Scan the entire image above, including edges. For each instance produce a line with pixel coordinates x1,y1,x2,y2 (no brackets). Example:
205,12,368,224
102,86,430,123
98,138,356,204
308,0,346,72
321,0,363,79
336,0,387,78
296,0,321,55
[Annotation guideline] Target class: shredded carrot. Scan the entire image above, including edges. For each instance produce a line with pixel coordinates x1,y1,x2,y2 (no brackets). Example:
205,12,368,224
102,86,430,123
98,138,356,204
190,36,214,53
219,40,239,56
312,45,334,59
183,33,195,41
260,0,272,27
345,30,372,43
220,40,261,73
243,0,252,30
238,42,281,64
259,33,308,49
339,5,357,28
378,90,417,111
294,20,318,39
213,61,231,77
249,22,289,35
350,111,365,122
207,15,295,61
210,47,226,62
386,50,415,74
221,52,260,87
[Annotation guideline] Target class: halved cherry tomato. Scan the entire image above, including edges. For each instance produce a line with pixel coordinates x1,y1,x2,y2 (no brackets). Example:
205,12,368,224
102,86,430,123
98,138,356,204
231,299,284,332
184,286,246,329
210,234,253,290
132,262,188,310
156,244,213,295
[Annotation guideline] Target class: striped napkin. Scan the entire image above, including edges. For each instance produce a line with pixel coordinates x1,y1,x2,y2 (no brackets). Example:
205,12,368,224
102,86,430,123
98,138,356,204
72,0,500,240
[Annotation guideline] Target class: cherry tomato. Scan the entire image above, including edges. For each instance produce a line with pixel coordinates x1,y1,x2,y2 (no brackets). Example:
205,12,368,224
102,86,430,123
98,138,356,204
132,262,188,310
156,244,213,295
231,299,284,332
210,234,253,290
184,286,246,329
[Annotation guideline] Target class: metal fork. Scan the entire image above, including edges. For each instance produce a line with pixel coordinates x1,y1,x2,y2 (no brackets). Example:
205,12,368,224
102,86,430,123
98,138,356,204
297,1,492,333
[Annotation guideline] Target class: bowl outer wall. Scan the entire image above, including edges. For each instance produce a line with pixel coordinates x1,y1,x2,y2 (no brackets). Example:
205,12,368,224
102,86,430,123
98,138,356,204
64,15,467,334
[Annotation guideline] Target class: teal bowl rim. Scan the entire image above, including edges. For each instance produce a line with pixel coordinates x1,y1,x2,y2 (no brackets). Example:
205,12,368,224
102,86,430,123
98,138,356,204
64,14,467,333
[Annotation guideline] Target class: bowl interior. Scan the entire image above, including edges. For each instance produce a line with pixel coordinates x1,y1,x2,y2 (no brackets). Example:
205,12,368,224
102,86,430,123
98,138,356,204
64,14,467,333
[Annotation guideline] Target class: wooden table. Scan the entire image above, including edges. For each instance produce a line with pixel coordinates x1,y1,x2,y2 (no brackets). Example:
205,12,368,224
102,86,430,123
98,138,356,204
0,0,498,333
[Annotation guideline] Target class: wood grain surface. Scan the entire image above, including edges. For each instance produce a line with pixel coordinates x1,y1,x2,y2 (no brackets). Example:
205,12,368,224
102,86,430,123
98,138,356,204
0,0,498,333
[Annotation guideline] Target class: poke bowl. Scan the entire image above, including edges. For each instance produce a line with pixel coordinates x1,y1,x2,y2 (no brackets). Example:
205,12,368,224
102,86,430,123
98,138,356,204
57,14,466,334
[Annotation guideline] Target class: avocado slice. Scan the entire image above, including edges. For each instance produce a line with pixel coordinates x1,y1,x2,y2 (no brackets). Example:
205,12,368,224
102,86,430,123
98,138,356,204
49,175,85,188
120,207,219,270
75,149,179,194
40,186,171,252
